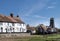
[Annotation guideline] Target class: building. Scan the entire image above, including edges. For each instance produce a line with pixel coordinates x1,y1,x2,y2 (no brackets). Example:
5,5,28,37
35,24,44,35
49,17,55,28
36,24,48,34
26,24,36,34
0,13,27,33
47,17,57,33
36,17,57,34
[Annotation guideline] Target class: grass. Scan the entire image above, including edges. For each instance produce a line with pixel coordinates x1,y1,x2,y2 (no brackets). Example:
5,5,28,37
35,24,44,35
0,34,60,41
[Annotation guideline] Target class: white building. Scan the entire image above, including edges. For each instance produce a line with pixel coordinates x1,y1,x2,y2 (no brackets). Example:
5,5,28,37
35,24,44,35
0,13,27,33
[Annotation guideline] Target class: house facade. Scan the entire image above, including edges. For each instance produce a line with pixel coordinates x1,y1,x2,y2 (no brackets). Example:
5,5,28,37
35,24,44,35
0,13,27,33
26,24,36,34
36,17,57,34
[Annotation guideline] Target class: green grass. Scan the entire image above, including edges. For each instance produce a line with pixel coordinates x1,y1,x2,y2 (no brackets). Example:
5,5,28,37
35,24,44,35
0,34,60,41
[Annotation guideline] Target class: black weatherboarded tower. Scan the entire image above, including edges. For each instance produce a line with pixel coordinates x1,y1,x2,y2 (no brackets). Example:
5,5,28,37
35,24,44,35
50,17,55,28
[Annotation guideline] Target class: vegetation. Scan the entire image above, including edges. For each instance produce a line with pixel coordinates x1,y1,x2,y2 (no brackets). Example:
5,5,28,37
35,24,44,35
0,34,60,41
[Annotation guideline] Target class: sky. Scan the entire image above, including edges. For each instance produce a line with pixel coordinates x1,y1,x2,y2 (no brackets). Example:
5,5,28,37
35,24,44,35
0,0,60,28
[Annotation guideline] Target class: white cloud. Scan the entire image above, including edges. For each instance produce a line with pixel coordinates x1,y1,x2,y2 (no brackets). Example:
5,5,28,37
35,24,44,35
42,21,49,26
18,0,52,16
24,1,47,16
33,15,46,18
30,18,60,28
17,0,58,27
48,6,55,8
47,2,56,9
31,20,49,27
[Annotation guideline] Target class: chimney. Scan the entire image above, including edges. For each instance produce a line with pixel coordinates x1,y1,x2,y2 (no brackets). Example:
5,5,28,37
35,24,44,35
10,13,13,17
17,15,19,17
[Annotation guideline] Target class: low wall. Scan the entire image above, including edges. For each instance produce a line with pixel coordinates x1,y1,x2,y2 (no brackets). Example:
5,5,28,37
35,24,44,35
0,33,30,37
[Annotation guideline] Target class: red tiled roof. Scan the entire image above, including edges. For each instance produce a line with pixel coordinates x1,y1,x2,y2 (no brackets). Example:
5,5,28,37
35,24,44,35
40,24,47,31
13,17,25,23
7,16,18,23
0,14,11,22
0,14,24,23
27,26,36,31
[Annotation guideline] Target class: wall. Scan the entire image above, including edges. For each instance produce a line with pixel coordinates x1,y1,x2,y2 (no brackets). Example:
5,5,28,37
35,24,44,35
0,33,30,37
0,22,27,33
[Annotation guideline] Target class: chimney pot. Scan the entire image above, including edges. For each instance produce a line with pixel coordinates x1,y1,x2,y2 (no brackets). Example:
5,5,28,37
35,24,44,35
10,13,13,17
17,15,19,17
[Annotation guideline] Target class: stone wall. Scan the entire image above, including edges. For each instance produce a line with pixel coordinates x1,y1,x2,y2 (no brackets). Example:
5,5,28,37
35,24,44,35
0,33,30,37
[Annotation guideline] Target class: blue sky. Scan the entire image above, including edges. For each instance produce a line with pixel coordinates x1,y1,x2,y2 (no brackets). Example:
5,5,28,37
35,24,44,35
0,0,60,28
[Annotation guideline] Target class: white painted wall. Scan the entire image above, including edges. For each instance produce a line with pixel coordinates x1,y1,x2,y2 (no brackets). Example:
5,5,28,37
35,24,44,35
0,22,27,33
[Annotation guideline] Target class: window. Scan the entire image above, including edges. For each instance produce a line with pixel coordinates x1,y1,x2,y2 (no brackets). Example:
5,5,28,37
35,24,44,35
13,28,15,32
19,24,21,26
17,27,19,30
20,28,21,32
20,28,25,32
22,24,25,26
0,22,3,25
7,23,9,26
17,23,21,26
1,27,3,32
12,23,14,26
5,28,8,33
22,29,25,32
